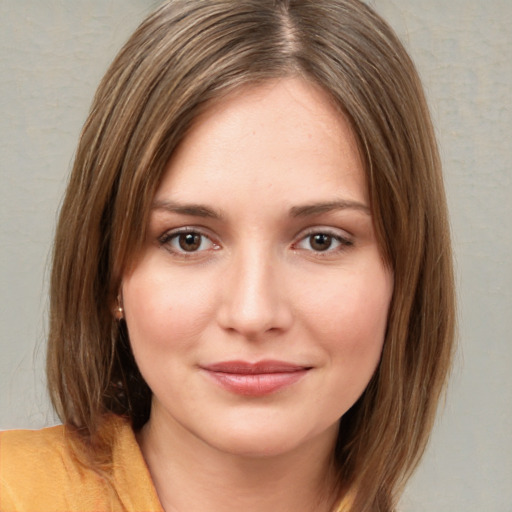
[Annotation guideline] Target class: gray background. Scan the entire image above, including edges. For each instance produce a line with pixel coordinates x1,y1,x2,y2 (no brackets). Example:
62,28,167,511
1,1,511,510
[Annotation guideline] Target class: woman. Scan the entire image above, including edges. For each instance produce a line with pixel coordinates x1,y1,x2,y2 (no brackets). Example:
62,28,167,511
0,1,455,511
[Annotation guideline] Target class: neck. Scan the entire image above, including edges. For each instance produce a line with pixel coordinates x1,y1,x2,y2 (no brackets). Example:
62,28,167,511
137,409,341,512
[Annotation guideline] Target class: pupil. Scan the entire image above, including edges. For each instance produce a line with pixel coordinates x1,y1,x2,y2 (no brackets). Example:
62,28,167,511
179,233,201,251
311,234,332,251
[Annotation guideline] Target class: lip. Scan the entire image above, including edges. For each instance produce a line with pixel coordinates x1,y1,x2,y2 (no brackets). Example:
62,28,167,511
200,360,311,396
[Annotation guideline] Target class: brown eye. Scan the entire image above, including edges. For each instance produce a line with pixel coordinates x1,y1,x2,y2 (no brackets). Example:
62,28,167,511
160,229,218,255
294,229,352,255
309,234,333,251
178,233,202,252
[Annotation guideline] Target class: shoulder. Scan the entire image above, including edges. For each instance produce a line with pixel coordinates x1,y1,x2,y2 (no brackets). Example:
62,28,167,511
1,422,69,465
0,423,73,490
0,420,120,512
0,416,163,511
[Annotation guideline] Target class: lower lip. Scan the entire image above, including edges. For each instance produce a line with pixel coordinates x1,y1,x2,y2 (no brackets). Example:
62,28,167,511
203,370,309,396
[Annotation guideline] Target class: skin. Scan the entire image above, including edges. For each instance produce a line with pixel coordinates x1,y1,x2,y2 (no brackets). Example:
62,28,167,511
121,77,394,512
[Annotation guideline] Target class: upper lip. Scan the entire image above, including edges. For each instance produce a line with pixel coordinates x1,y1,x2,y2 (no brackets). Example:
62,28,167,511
201,360,311,374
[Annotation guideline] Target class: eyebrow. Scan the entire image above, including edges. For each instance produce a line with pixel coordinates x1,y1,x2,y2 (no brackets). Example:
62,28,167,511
151,199,370,220
151,200,224,220
289,200,371,217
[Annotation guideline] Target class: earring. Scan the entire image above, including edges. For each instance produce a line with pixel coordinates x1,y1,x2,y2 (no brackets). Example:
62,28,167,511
114,299,124,320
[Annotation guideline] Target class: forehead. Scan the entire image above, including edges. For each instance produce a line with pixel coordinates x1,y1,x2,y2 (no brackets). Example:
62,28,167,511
155,77,367,210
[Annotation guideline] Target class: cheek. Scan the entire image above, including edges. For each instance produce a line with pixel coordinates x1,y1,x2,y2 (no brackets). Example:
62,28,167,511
296,262,392,364
121,261,216,353
306,265,392,412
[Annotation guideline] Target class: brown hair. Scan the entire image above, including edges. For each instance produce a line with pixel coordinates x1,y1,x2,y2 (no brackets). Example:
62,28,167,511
47,0,455,510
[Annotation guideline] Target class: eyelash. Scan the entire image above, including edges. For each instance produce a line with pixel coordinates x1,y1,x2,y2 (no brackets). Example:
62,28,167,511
158,227,353,257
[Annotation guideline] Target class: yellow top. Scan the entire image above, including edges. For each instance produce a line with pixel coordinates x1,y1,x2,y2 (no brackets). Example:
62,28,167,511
1,415,352,512
0,415,163,512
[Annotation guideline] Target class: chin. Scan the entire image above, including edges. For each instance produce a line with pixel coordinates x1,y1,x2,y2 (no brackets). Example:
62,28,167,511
212,433,306,459
198,417,339,460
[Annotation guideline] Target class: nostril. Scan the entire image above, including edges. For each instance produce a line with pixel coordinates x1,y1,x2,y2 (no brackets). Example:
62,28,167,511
217,289,292,338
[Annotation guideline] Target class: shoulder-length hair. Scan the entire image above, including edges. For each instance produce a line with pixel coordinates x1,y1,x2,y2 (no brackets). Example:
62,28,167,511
47,0,455,510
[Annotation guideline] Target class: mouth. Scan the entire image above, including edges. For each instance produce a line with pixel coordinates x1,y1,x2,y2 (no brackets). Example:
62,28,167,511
200,360,312,396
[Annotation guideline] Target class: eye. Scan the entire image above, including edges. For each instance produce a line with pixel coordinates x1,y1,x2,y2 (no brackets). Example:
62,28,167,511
159,229,219,254
295,230,352,253
176,232,203,252
307,233,336,252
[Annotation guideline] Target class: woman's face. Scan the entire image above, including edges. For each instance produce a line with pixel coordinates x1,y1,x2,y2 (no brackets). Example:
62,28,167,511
122,77,393,458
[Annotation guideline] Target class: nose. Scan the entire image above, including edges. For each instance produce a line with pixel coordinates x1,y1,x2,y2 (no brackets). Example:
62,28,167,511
216,247,293,339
